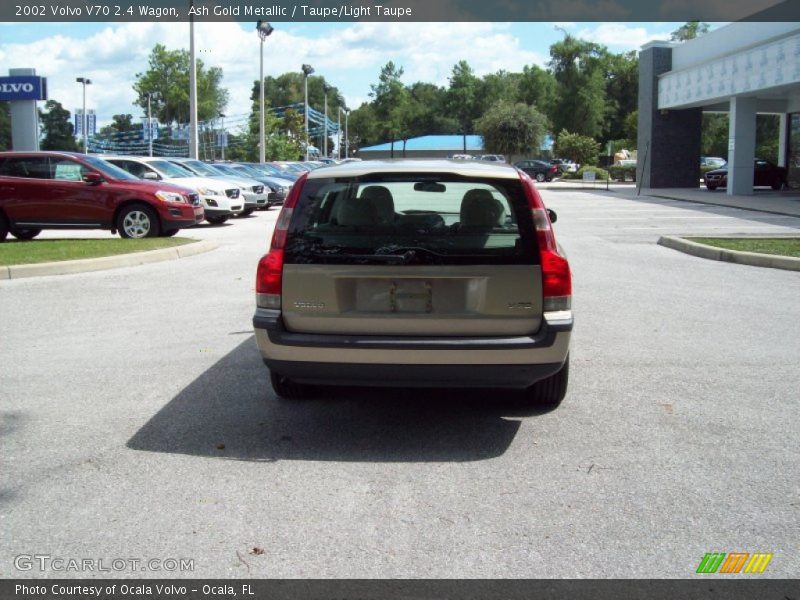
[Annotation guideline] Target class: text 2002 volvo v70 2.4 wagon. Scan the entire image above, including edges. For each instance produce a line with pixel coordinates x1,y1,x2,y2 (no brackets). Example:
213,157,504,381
253,160,572,405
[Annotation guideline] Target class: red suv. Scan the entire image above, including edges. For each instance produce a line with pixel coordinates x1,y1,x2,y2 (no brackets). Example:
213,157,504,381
0,151,204,241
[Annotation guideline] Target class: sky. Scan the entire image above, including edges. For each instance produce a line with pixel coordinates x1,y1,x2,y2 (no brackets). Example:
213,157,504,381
0,21,692,132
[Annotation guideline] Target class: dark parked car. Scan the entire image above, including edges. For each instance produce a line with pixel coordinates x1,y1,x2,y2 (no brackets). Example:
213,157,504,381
0,151,203,241
705,159,787,191
514,159,559,182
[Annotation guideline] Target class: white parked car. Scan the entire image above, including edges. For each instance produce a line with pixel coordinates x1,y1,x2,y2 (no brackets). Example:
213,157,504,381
102,156,243,224
164,158,270,215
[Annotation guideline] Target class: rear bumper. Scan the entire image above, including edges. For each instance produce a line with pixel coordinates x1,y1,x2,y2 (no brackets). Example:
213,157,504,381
253,309,572,388
266,359,565,388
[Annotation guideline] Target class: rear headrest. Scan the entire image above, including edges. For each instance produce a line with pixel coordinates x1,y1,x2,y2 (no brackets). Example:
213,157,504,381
334,196,378,227
460,189,505,229
359,185,395,224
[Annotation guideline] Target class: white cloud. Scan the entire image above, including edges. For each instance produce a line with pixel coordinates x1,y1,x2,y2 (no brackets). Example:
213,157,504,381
0,22,547,129
576,23,675,50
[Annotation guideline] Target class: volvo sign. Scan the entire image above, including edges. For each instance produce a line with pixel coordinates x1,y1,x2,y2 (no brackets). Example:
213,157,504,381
0,76,48,101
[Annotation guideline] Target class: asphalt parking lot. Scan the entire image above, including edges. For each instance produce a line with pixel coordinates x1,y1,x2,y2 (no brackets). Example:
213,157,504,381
1,191,798,578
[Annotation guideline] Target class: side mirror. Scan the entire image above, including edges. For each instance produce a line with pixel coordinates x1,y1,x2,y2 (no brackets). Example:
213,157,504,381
82,172,104,185
547,208,557,224
142,172,159,180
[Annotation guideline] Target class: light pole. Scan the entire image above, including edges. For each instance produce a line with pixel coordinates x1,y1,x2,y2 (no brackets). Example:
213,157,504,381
336,105,341,160
256,20,274,163
147,93,153,157
219,113,226,161
343,106,350,159
323,84,331,158
188,0,198,159
75,77,91,153
302,63,314,161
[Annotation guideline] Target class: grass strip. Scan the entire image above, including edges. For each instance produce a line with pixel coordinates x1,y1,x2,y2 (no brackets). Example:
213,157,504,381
686,237,800,258
0,237,195,266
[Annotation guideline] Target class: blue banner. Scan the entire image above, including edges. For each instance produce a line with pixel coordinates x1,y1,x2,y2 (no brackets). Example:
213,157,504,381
0,76,48,101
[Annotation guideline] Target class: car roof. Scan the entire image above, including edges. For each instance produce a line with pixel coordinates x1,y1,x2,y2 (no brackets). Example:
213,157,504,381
102,155,168,162
305,159,520,180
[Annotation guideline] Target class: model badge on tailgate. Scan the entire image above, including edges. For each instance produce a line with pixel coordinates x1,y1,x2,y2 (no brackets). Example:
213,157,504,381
508,302,535,310
294,301,326,310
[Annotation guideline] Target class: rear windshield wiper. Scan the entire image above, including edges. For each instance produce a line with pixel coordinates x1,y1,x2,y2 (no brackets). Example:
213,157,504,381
311,249,411,264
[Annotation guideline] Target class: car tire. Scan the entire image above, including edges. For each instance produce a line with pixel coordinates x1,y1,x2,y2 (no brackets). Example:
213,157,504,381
10,228,42,241
270,370,308,400
162,228,179,237
771,178,784,191
535,173,546,182
526,355,569,406
706,184,718,191
241,208,255,216
0,213,9,242
206,216,229,225
117,204,160,239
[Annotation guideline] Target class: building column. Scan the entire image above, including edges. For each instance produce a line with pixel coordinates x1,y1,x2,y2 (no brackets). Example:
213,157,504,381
777,113,788,168
9,68,40,151
727,96,757,196
637,42,702,189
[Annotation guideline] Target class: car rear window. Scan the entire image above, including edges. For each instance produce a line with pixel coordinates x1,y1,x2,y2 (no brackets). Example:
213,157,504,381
284,173,538,266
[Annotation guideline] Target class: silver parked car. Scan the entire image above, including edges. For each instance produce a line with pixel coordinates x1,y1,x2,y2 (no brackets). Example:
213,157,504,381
253,160,572,404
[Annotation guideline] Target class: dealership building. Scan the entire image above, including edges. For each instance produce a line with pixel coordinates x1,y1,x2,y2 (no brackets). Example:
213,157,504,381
638,22,800,194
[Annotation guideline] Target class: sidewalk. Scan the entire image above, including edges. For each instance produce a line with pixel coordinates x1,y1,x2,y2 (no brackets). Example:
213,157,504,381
539,179,800,218
613,186,800,218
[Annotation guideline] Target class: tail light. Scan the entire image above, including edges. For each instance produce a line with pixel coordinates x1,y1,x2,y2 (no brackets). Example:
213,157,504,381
519,171,572,313
550,165,558,174
255,172,308,309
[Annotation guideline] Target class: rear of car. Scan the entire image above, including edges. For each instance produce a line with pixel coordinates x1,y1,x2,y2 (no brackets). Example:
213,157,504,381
515,160,559,182
253,160,572,405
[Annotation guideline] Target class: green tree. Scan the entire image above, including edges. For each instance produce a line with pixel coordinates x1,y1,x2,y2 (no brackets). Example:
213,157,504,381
404,82,455,138
670,21,710,42
516,65,556,118
99,113,138,137
554,129,601,165
477,70,520,117
39,100,79,151
601,50,638,144
134,44,229,124
0,102,11,151
756,114,780,164
370,61,410,142
549,34,607,139
446,61,481,134
475,101,548,160
701,113,728,157
613,110,638,150
348,102,379,151
259,72,343,115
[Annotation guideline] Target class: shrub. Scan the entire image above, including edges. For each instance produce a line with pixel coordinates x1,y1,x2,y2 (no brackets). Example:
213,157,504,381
554,130,601,166
564,165,609,181
608,164,637,182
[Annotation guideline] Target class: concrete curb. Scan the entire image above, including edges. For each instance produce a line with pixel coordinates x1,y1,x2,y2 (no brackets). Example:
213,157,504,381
658,236,800,272
647,193,800,218
1,239,218,280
